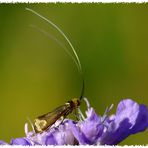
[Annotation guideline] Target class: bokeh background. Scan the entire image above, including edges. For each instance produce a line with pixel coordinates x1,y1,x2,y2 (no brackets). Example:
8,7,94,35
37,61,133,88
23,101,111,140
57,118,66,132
0,3,148,145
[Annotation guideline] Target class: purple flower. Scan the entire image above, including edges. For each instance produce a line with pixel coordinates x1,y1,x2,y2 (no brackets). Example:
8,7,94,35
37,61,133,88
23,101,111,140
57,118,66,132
0,98,148,145
68,99,104,145
45,120,75,145
0,140,8,145
10,138,31,145
24,98,147,145
25,119,76,145
68,98,148,145
98,99,148,145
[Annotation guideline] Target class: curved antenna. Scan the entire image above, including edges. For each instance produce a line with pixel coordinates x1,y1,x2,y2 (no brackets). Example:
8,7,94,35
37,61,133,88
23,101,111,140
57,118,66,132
26,8,84,99
26,8,82,74
30,24,80,74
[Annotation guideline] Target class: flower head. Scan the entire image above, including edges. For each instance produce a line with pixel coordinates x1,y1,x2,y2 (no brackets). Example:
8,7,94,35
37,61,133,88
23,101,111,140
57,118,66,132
0,98,148,145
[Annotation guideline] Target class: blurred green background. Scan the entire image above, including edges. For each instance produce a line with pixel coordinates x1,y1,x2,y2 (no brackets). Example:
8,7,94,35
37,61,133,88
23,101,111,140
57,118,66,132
0,3,148,145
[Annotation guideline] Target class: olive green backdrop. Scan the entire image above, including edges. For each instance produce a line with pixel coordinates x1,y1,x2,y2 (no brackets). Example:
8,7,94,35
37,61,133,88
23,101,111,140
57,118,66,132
0,3,148,145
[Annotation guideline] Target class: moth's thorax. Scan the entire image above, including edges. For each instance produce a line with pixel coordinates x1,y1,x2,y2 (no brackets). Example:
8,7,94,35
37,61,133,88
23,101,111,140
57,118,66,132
68,98,81,109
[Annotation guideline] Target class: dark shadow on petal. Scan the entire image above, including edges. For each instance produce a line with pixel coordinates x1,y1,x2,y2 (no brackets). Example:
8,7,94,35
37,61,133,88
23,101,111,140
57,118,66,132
130,104,148,134
100,118,132,145
45,133,57,145
68,121,91,145
100,104,148,145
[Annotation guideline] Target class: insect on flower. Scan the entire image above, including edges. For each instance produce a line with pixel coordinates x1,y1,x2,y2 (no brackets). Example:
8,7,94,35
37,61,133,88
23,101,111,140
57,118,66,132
26,8,85,133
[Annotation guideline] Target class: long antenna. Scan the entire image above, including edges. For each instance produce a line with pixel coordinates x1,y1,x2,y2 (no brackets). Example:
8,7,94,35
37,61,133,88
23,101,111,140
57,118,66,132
30,24,80,74
26,8,84,99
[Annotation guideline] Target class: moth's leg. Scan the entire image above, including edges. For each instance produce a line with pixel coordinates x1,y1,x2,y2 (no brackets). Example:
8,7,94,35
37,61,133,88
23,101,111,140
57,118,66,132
50,110,72,130
55,110,73,128
73,109,78,120
50,116,65,130
57,116,65,126
73,108,84,121
73,109,82,121
77,108,85,121
46,117,65,131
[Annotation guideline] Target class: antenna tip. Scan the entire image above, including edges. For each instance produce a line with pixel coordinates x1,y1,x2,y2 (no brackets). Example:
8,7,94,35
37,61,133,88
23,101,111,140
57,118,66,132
25,7,31,11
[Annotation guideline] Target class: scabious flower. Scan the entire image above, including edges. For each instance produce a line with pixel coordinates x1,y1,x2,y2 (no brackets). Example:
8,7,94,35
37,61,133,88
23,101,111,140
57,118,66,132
0,98,148,145
98,99,148,145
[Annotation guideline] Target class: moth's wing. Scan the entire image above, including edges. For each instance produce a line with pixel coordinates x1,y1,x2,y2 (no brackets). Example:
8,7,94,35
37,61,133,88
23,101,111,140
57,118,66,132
37,104,70,119
36,104,71,129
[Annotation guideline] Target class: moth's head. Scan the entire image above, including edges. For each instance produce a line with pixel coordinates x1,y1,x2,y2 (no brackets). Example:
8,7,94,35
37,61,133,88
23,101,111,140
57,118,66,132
69,98,81,109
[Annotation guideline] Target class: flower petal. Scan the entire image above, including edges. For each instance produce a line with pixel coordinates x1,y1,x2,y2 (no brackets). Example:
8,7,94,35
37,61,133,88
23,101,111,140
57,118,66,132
0,140,8,145
68,120,91,145
52,121,75,145
45,133,57,145
10,138,31,145
130,104,148,134
81,108,104,143
69,106,104,145
99,99,148,145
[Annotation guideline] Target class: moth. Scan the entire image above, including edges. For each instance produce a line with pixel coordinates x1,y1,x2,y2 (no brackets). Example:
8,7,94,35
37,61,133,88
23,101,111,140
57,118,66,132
26,8,85,133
